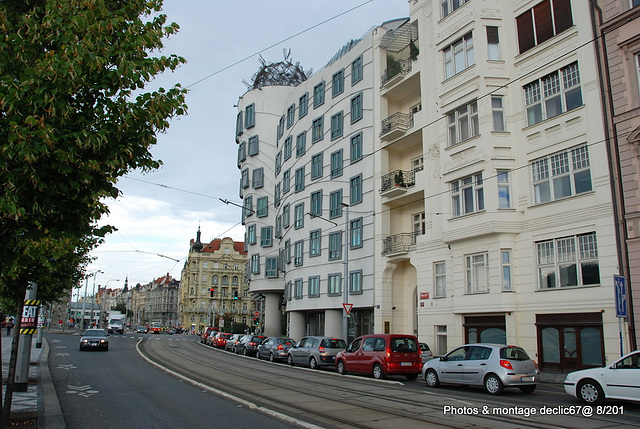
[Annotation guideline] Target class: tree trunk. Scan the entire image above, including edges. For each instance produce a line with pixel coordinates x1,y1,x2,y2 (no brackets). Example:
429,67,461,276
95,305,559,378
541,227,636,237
2,281,27,425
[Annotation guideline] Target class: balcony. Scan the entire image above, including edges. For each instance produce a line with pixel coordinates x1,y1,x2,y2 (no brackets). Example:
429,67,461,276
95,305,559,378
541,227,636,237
380,169,416,198
380,112,414,141
381,58,412,89
382,232,419,257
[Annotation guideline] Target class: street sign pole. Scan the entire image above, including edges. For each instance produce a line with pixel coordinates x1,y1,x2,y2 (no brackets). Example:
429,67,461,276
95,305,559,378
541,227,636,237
614,275,627,357
16,282,39,392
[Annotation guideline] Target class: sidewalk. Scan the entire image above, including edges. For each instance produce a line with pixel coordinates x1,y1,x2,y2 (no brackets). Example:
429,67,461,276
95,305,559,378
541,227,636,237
1,331,65,428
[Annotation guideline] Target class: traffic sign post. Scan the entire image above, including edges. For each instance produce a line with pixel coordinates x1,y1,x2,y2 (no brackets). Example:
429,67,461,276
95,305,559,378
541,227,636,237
614,275,627,357
342,303,353,315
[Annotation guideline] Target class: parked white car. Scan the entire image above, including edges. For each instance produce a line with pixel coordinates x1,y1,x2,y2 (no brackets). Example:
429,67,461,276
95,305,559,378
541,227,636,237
563,350,640,404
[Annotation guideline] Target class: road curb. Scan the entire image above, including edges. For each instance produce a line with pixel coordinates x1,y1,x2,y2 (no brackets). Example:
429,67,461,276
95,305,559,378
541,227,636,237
38,338,66,429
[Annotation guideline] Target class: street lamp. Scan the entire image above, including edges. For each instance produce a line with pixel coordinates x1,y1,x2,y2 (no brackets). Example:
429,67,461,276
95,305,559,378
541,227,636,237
80,270,102,329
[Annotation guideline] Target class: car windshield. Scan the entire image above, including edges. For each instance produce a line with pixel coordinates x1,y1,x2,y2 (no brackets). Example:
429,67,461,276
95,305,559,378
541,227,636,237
84,330,106,337
391,337,418,353
321,338,346,348
280,338,294,345
500,346,530,360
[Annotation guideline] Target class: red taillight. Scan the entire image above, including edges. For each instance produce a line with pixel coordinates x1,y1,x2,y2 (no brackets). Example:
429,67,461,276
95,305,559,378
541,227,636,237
250,342,256,346
277,345,283,350
534,360,538,370
386,347,391,358
500,360,513,370
319,346,325,353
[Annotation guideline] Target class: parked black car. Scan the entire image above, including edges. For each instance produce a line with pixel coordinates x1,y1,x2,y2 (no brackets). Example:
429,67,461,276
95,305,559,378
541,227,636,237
257,337,295,362
235,335,266,356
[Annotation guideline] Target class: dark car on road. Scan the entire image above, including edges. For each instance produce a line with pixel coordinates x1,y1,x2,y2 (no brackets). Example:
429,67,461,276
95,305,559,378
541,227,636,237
225,334,243,353
287,336,346,369
257,337,295,362
235,335,266,356
79,329,109,351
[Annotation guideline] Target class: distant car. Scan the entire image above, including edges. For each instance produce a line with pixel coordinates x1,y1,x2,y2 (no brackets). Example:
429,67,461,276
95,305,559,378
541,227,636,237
200,327,218,344
420,343,433,364
211,333,232,349
225,334,243,353
288,336,346,369
137,326,149,334
257,337,295,362
235,335,266,356
150,323,161,334
79,329,109,351
422,344,539,394
563,350,640,404
335,334,422,380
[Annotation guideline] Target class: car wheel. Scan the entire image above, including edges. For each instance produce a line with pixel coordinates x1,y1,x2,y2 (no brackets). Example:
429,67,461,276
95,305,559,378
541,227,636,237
269,352,275,363
519,385,536,394
406,373,418,381
256,351,261,360
425,369,439,387
337,360,347,375
309,357,318,370
577,379,604,404
372,364,386,380
287,354,294,366
484,374,504,395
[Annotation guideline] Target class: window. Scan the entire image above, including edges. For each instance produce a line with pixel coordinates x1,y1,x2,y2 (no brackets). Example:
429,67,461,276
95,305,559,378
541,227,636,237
329,231,342,260
501,250,513,291
294,279,303,299
284,136,292,160
350,132,363,164
260,226,272,247
350,174,362,205
436,326,448,355
243,196,253,219
245,103,255,128
491,96,505,131
310,191,323,216
311,153,323,179
299,92,309,119
351,93,363,123
497,170,512,208
313,81,325,108
312,116,324,142
235,111,243,136
524,62,582,126
447,100,478,146
284,239,291,265
434,262,446,297
466,252,489,294
282,204,290,229
248,135,259,155
350,218,363,249
351,55,363,85
516,0,573,54
275,151,282,175
274,183,281,207
294,240,304,266
412,156,424,172
537,232,600,289
286,104,295,129
451,173,484,216
310,229,321,257
265,257,278,278
486,26,500,60
330,190,343,218
247,224,256,245
252,167,264,189
296,132,306,157
444,32,474,79
275,213,282,237
237,142,246,164
250,254,260,274
330,149,343,178
308,276,320,297
241,168,249,189
294,203,305,229
277,115,285,141
532,145,591,204
441,0,468,18
256,196,268,217
294,167,305,192
413,212,425,236
332,69,344,97
331,111,343,140
282,169,291,195
350,270,363,294
328,273,342,296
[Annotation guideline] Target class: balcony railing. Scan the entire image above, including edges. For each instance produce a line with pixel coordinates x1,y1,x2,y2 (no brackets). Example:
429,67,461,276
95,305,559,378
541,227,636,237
381,58,412,88
382,232,420,256
380,169,416,194
380,112,414,139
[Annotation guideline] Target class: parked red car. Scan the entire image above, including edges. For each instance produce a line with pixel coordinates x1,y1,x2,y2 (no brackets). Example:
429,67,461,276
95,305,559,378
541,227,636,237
211,332,232,349
335,334,422,380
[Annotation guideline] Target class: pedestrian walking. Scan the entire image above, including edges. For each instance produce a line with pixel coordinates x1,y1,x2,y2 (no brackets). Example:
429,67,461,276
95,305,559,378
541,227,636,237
6,318,14,336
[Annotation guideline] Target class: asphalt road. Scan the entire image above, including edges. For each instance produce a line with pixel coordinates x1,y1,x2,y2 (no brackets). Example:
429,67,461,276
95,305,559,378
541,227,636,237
47,332,299,429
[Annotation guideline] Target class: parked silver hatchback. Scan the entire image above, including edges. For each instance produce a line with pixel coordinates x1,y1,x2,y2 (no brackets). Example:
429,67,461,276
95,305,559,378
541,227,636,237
422,344,539,394
287,336,347,369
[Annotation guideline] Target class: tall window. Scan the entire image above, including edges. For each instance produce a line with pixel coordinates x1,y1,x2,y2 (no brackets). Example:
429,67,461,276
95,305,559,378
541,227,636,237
444,32,474,79
237,142,246,164
256,196,268,217
313,81,325,108
310,191,322,216
265,257,278,278
350,132,363,163
466,252,489,294
447,100,478,146
311,153,323,179
331,149,343,178
434,262,446,297
241,168,249,189
501,250,513,291
329,232,342,260
299,92,309,119
243,196,252,219
350,218,363,249
294,279,303,299
330,190,343,218
248,135,260,155
309,229,321,257
351,55,363,85
247,224,256,244
286,104,295,129
245,103,255,128
451,173,484,217
413,212,426,236
332,69,344,97
328,273,342,295
296,132,306,157
492,96,505,131
350,174,362,205
349,270,363,294
309,276,320,297
235,111,243,136
516,0,573,54
282,204,290,228
260,226,272,247
524,62,582,126
486,26,500,60
312,116,324,142
294,240,304,266
252,167,263,188
441,0,469,18
294,203,305,229
532,145,591,204
275,151,282,175
251,254,260,274
351,93,363,123
537,233,600,289
282,169,290,194
284,136,292,160
497,170,512,208
331,111,344,140
294,167,305,192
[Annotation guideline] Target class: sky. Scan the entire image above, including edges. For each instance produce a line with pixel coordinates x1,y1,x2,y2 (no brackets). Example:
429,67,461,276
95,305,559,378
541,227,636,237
81,0,410,298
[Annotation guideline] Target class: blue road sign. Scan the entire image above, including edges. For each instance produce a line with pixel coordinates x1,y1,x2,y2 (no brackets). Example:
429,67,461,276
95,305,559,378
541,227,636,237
614,275,628,318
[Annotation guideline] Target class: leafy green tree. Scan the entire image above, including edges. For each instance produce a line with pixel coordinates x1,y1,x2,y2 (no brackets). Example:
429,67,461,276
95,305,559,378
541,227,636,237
0,1,187,421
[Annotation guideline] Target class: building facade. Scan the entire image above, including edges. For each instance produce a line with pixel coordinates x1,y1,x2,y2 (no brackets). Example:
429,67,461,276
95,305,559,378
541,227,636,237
146,274,179,327
178,230,250,333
